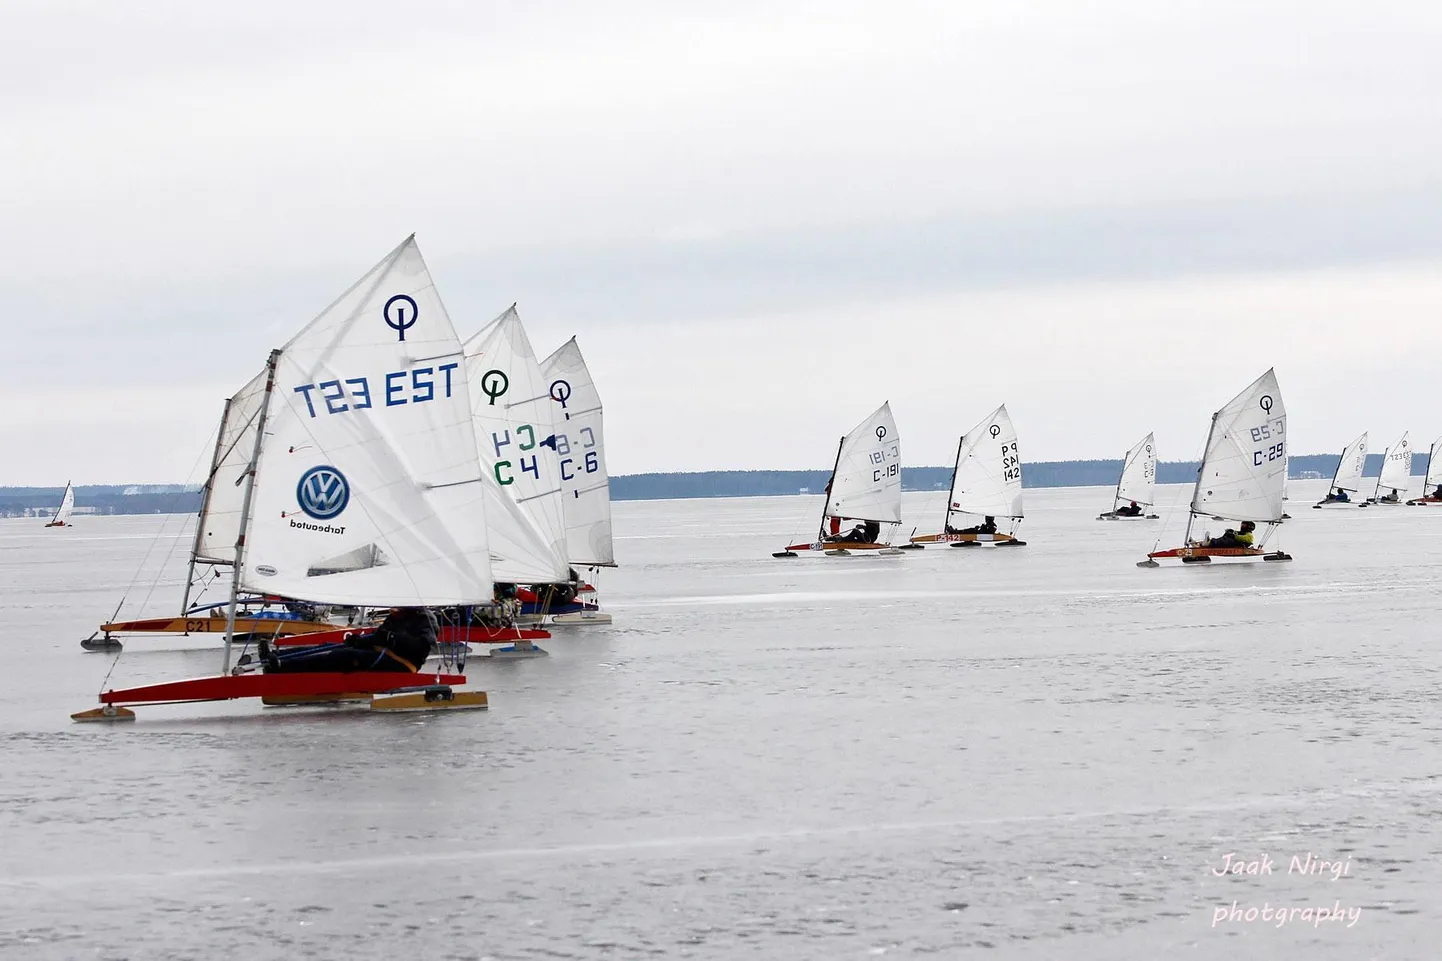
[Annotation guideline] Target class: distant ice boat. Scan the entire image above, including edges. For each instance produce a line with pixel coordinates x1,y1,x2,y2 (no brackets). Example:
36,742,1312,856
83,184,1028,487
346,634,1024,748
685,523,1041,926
1405,435,1442,505
1097,434,1159,520
907,404,1026,547
774,402,904,557
1140,369,1291,567
1367,433,1412,505
43,482,74,528
1313,432,1368,509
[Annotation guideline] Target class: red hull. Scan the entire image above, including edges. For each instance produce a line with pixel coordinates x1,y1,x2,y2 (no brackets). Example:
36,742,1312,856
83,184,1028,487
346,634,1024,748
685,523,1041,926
438,626,550,645
99,671,467,706
272,626,550,648
1148,546,1265,559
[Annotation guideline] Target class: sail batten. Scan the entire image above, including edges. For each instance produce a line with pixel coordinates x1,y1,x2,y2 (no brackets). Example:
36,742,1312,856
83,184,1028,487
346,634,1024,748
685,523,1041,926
948,405,1023,520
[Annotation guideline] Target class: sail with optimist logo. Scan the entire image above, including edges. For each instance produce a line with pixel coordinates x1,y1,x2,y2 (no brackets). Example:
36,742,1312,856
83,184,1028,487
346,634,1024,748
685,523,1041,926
541,338,614,569
777,402,903,555
1313,432,1367,508
909,404,1025,546
73,234,495,718
1370,433,1412,504
464,306,569,586
1140,369,1291,566
1099,433,1156,519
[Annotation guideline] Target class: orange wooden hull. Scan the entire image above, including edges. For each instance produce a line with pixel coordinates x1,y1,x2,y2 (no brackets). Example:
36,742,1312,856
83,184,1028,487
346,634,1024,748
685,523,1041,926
95,671,468,706
100,615,339,637
784,540,896,552
1148,546,1265,560
909,532,1016,544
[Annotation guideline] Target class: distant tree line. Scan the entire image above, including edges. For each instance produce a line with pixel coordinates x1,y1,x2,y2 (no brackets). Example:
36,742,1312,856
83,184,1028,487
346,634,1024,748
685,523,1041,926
0,452,1429,515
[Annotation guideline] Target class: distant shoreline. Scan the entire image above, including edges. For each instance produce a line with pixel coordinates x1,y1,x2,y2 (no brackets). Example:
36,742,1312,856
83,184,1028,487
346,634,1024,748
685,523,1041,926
1,452,1427,516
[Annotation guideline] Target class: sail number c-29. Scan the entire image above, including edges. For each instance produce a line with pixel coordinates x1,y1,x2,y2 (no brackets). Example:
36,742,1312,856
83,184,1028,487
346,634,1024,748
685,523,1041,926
1249,418,1286,466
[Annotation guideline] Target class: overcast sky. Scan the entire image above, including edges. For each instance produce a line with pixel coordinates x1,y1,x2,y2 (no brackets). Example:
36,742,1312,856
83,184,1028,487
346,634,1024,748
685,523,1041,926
6,1,1442,484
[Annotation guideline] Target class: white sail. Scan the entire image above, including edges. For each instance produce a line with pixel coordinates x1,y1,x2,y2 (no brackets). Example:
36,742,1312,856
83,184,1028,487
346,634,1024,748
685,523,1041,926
238,235,494,606
191,369,269,565
1376,432,1412,496
948,404,1023,520
1424,436,1442,492
540,337,614,567
1114,433,1157,507
1330,432,1368,493
464,306,569,584
1191,369,1286,523
825,402,902,523
52,483,74,524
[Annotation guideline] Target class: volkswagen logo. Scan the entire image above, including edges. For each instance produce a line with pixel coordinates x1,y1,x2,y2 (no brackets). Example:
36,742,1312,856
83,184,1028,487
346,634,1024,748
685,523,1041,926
297,465,350,520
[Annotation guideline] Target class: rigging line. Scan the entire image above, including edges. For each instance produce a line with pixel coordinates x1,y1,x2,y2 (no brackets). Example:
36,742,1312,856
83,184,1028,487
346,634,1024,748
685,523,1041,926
109,429,220,622
1150,432,1211,554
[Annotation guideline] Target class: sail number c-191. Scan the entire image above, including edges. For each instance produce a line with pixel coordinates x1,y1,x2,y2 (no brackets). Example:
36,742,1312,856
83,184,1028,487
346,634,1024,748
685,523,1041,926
869,443,900,483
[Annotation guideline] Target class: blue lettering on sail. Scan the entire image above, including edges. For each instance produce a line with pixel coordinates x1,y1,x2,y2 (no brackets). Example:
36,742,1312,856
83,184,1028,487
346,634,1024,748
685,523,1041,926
293,364,459,418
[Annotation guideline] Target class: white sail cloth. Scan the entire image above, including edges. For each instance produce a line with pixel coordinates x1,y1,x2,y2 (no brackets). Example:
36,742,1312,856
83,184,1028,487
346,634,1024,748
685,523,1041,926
1376,433,1412,495
949,405,1023,519
1424,436,1442,492
465,306,570,584
237,235,495,606
52,484,74,525
1115,433,1156,507
826,402,903,523
191,369,269,565
1331,432,1369,493
541,337,615,567
1191,368,1287,523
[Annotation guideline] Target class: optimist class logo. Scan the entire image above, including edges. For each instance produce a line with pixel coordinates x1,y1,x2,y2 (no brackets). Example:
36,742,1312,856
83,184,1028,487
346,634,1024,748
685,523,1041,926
296,465,350,520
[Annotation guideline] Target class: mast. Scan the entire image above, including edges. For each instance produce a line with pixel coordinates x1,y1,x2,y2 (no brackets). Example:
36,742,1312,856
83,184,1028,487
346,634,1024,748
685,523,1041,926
1186,410,1221,543
181,396,234,617
221,349,280,674
1374,444,1390,500
943,436,965,527
1113,446,1127,509
817,435,846,539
